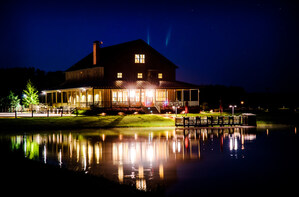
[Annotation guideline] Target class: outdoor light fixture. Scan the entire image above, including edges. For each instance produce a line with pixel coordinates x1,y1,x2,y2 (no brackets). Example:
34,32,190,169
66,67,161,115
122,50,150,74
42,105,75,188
146,89,154,97
229,105,237,116
130,90,135,98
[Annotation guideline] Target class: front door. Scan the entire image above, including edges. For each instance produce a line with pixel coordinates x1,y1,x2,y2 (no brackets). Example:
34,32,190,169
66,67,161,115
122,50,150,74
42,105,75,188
145,89,155,107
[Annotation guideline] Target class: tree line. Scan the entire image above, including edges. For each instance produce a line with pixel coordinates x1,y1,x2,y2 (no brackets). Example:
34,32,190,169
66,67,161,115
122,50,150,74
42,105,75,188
0,67,64,112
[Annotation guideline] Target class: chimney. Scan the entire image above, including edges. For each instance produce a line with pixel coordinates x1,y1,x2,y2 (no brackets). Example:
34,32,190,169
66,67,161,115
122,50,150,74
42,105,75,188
93,41,103,65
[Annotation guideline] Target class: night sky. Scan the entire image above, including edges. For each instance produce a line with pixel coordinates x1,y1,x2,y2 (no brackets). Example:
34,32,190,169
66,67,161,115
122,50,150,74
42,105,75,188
0,0,298,93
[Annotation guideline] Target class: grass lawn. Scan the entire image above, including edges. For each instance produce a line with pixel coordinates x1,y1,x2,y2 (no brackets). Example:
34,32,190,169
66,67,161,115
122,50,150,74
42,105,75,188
0,114,175,133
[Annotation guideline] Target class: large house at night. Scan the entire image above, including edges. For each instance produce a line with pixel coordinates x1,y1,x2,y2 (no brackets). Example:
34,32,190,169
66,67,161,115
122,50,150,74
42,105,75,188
43,39,200,113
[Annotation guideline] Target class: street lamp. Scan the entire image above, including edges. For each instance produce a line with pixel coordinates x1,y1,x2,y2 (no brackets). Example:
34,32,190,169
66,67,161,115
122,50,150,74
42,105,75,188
229,105,237,116
172,102,180,117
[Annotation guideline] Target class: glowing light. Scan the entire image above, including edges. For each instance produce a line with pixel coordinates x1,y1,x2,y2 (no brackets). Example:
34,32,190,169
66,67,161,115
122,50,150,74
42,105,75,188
43,144,47,164
118,165,124,183
130,90,135,98
117,72,122,78
82,144,87,171
172,141,176,153
178,141,181,153
229,138,233,151
138,165,144,178
234,138,238,150
58,149,62,167
158,73,163,79
136,179,146,191
95,143,101,164
88,143,93,164
146,89,154,97
159,164,164,179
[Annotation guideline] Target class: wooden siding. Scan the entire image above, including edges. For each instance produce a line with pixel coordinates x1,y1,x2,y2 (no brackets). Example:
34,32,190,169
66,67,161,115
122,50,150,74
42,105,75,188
66,67,104,81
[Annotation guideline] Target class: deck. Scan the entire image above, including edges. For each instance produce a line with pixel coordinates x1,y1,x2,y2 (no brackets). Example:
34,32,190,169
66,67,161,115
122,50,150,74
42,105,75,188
175,114,256,128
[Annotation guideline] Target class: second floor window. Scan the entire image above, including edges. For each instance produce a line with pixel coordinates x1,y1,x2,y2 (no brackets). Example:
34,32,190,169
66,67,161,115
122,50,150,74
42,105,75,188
135,54,145,63
117,72,122,79
137,73,143,79
158,73,163,79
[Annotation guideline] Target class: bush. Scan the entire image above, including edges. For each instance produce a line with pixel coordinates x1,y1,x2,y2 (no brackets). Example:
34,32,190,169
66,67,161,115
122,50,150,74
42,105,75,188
79,107,146,116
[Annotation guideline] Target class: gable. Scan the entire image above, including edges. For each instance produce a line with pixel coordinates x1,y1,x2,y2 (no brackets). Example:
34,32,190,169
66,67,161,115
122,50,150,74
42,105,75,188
66,39,178,72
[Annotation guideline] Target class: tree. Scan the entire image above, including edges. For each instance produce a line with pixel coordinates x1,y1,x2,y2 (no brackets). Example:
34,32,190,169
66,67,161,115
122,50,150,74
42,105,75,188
22,79,39,109
7,91,20,111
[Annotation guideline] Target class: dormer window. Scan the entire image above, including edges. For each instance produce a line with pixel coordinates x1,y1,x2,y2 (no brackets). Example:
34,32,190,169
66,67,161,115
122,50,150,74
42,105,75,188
135,54,145,63
137,73,143,79
117,72,122,79
158,73,163,79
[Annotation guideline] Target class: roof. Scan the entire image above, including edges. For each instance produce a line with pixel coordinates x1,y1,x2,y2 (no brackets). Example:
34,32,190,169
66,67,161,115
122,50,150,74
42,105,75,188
66,39,178,72
45,80,200,91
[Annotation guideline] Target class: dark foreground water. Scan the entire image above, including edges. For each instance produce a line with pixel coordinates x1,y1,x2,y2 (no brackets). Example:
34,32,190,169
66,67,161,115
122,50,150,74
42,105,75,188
1,127,298,195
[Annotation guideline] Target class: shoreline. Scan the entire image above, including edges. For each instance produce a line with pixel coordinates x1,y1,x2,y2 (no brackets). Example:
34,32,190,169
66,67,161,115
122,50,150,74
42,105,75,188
0,113,297,134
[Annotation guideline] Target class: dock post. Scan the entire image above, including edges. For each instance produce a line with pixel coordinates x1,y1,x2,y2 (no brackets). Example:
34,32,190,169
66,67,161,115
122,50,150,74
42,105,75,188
32,110,34,117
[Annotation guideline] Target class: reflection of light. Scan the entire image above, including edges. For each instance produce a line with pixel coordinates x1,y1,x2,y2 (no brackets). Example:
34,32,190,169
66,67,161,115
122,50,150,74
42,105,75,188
82,144,87,171
77,143,80,162
166,132,169,140
295,127,297,134
136,179,146,191
178,141,181,153
172,141,176,153
58,149,62,167
119,143,123,162
88,143,93,164
229,138,233,151
244,134,256,141
147,145,154,162
135,133,138,140
95,143,102,164
118,165,124,183
138,165,144,178
130,146,136,164
43,144,47,164
159,164,164,179
102,134,105,141
234,138,238,150
266,129,269,135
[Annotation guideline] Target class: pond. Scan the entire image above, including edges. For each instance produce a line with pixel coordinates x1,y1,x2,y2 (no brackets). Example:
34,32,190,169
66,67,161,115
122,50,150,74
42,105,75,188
1,126,298,195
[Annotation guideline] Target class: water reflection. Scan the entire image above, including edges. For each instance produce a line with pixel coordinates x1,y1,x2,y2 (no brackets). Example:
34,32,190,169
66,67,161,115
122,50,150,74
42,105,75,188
9,128,258,191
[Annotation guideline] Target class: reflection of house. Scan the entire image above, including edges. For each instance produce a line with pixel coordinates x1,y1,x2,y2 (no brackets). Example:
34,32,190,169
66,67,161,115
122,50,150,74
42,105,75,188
42,39,199,111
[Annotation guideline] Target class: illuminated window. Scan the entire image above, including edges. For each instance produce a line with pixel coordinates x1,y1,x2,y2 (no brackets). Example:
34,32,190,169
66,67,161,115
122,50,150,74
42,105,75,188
137,73,143,79
135,54,145,63
156,89,166,101
117,73,122,79
158,73,163,79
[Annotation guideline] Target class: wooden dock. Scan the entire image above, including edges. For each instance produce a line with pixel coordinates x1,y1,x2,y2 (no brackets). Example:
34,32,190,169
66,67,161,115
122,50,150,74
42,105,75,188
175,114,256,128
